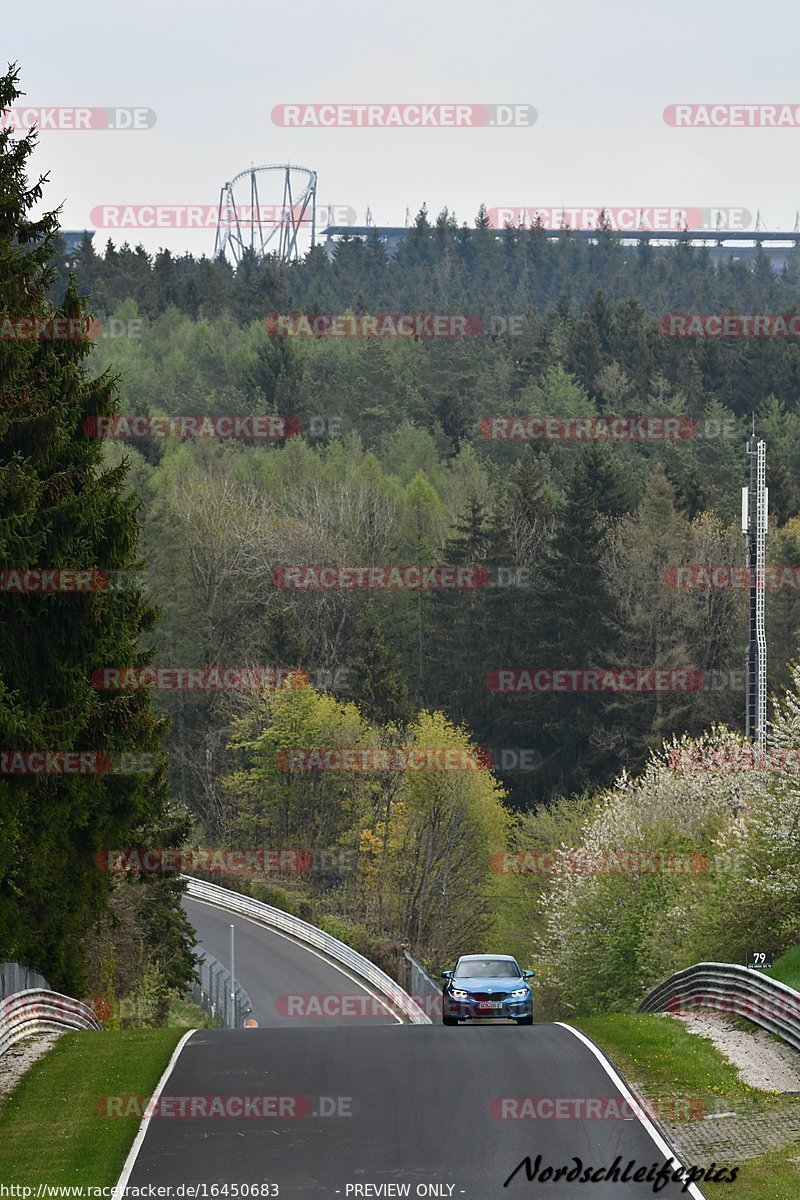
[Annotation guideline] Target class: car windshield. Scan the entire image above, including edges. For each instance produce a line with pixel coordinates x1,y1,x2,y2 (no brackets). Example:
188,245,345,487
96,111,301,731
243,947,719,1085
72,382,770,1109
454,958,521,979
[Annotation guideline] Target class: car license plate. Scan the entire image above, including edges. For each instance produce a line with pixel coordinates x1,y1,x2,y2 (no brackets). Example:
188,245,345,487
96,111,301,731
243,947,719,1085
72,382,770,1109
479,1001,503,1009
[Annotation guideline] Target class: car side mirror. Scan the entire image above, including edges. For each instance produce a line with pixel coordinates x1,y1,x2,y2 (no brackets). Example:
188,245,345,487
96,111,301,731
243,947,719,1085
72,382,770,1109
524,971,535,979
441,970,452,979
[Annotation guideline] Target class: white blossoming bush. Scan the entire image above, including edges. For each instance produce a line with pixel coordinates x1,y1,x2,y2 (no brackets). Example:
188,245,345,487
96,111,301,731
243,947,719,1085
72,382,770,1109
531,717,800,1017
698,674,800,951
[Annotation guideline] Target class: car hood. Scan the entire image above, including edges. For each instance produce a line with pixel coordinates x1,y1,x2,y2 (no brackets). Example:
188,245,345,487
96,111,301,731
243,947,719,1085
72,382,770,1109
449,976,527,991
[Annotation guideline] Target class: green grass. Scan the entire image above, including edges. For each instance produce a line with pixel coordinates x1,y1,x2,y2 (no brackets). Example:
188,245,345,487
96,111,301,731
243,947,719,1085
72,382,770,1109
167,996,218,1029
703,1144,800,1199
0,1028,187,1185
765,944,800,992
571,1013,768,1107
572,1014,800,1200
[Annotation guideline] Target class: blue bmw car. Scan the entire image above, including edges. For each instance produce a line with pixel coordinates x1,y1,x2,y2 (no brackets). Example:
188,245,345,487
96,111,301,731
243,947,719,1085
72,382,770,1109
441,954,534,1025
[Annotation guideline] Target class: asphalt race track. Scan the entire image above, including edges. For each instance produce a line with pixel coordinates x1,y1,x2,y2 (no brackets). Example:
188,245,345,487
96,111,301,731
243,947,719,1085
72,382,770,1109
183,896,399,1027
119,897,708,1197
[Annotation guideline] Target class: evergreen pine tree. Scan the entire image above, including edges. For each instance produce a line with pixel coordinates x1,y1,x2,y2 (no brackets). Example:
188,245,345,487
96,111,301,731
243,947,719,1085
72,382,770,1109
530,444,630,797
0,66,193,991
347,599,414,726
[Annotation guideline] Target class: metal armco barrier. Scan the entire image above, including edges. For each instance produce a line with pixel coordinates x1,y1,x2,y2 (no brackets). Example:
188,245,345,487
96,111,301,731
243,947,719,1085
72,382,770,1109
0,989,102,1056
0,961,50,1000
639,962,800,1052
192,950,253,1028
404,949,443,1018
182,875,431,1024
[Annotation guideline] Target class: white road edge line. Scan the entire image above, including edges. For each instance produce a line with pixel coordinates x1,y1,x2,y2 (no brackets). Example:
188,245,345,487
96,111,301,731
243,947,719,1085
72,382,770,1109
112,1028,197,1200
557,1023,706,1200
186,896,406,1025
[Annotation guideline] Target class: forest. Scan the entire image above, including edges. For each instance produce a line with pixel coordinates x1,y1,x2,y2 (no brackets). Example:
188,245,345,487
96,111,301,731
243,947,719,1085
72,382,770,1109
72,218,800,1009
4,93,800,1013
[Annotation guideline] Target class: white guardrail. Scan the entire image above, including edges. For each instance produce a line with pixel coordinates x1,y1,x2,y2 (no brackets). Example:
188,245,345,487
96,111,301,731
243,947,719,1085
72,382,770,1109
182,875,431,1024
0,989,102,1056
639,961,800,1052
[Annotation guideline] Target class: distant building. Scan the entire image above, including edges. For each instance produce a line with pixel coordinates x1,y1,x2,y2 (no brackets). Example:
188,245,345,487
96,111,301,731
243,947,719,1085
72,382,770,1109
61,230,95,256
322,226,409,260
321,225,800,272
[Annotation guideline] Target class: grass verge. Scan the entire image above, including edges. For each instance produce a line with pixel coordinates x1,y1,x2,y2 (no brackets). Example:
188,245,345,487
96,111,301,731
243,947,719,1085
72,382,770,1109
0,1028,186,1185
167,997,217,1029
572,1013,765,1108
703,1144,800,1198
766,944,800,992
572,1013,800,1200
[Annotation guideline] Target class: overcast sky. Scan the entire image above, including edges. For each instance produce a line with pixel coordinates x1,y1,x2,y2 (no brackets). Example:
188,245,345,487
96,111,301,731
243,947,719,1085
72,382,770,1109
9,0,800,257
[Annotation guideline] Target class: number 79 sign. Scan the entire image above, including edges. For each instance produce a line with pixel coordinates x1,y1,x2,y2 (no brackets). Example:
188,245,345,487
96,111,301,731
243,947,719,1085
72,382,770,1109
747,951,773,969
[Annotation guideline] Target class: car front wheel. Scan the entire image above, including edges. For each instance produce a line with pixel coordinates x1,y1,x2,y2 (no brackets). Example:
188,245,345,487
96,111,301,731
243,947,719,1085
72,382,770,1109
516,1014,533,1025
442,1014,459,1026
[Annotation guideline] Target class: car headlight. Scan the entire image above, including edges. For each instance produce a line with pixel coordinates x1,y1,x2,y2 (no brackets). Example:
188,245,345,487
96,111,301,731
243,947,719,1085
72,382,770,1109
451,989,469,999
511,988,530,998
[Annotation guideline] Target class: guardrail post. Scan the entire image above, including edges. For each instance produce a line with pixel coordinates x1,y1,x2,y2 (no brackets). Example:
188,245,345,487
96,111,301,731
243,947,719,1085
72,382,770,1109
229,924,235,1030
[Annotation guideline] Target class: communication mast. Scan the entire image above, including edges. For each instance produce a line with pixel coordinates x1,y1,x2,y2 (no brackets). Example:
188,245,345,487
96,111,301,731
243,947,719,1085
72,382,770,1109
742,435,768,747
